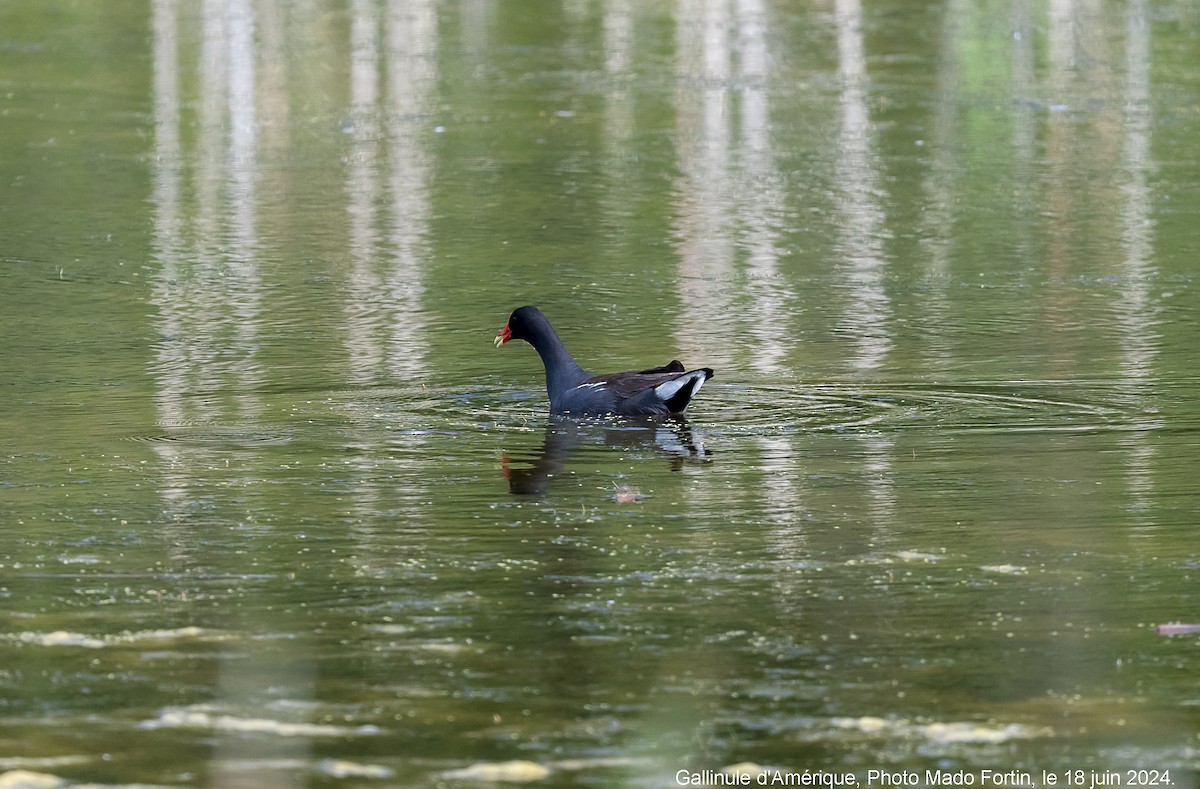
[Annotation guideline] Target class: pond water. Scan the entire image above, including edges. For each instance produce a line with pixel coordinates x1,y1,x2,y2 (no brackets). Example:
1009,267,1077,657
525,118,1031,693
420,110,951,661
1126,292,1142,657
2,0,1199,786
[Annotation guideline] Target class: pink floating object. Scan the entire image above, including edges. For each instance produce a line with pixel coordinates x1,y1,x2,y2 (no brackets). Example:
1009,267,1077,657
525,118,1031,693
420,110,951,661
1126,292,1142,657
1153,623,1200,636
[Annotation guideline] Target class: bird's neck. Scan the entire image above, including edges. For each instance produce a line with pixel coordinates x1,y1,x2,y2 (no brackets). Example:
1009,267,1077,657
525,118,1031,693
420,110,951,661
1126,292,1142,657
528,327,589,397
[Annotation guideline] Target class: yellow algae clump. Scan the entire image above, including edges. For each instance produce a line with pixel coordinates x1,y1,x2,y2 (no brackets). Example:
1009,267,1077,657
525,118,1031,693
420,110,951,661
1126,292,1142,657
441,760,552,782
0,771,66,789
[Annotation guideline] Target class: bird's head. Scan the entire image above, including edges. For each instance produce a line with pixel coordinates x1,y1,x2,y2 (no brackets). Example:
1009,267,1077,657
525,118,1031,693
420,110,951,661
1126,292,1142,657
494,306,542,348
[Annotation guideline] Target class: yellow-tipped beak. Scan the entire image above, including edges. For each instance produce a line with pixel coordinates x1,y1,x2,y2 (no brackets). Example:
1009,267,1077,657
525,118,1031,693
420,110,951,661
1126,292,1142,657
493,334,505,348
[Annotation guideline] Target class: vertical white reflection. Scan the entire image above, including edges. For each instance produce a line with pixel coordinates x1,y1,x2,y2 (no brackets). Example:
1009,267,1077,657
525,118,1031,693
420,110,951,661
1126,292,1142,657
737,0,788,377
1043,0,1076,287
339,0,391,628
345,0,385,385
1048,0,1075,75
1010,0,1037,262
1116,0,1157,521
226,0,263,420
915,0,964,370
151,4,313,785
833,0,891,374
195,0,227,335
384,0,435,380
733,0,804,563
833,0,895,522
337,3,438,545
150,0,189,518
152,0,182,424
218,6,309,787
598,0,638,256
672,0,790,366
338,1,438,544
601,0,634,174
674,0,737,370
1118,0,1154,380
603,0,633,79
672,0,804,567
662,10,742,763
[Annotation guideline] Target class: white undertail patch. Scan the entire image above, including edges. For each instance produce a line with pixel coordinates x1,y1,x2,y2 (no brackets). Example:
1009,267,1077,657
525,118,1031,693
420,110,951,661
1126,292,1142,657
653,370,707,403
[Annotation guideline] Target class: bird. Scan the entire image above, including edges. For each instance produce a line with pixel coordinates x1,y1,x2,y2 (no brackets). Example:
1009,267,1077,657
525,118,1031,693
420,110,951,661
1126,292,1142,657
494,305,713,416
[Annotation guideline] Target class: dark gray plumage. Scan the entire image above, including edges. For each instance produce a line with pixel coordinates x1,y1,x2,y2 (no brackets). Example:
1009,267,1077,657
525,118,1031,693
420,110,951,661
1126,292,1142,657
494,306,713,416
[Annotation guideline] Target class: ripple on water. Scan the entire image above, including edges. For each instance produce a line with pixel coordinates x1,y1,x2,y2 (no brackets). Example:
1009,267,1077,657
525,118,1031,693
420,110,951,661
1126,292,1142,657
124,380,1164,457
124,422,292,446
698,380,1163,437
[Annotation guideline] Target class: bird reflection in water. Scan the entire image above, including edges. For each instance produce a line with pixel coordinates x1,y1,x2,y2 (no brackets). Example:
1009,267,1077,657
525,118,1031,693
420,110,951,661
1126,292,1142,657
501,415,710,495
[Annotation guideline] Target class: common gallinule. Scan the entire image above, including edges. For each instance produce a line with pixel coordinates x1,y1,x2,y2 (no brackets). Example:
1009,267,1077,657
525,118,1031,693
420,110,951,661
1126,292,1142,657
494,306,714,416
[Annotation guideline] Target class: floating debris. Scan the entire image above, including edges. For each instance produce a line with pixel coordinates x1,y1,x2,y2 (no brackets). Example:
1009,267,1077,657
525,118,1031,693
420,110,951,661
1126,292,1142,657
441,760,551,782
613,484,641,503
980,564,1027,575
4,627,219,650
831,716,889,734
9,631,105,649
0,759,86,772
922,721,1040,745
893,550,945,563
1154,622,1200,636
316,759,394,779
829,716,1047,744
723,763,768,778
138,706,381,738
0,771,64,789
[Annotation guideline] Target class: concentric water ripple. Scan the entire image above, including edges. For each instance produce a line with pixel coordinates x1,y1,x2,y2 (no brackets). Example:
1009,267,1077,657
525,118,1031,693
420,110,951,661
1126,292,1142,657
699,380,1164,436
124,423,293,446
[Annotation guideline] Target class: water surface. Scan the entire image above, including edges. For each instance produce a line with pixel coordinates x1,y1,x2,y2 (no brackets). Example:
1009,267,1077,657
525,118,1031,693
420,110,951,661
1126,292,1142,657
2,0,1199,786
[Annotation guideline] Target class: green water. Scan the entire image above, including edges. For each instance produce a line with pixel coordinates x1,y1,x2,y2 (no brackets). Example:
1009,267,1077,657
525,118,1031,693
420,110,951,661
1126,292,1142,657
2,0,1199,786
